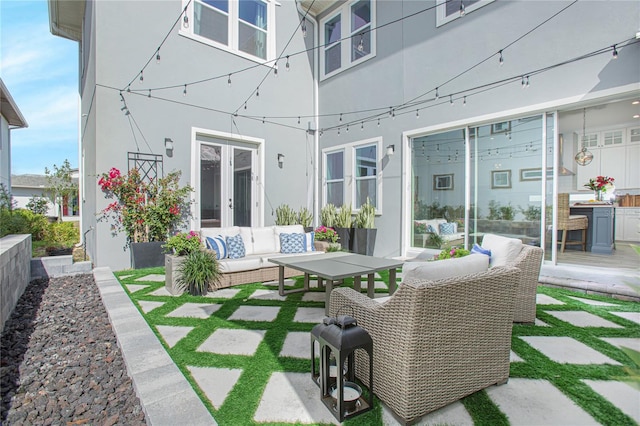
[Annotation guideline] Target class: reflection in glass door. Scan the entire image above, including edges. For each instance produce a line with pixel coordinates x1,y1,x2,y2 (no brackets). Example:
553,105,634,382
199,141,257,228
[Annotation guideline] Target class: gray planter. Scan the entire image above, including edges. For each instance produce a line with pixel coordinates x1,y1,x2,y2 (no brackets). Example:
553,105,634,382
165,254,185,295
130,241,165,269
335,227,353,251
351,228,377,256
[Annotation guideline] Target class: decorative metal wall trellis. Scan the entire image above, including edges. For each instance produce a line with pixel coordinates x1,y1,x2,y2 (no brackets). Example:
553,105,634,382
128,152,163,184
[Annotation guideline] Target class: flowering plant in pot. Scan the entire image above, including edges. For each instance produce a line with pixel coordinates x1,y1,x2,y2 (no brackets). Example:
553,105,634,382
164,231,202,256
314,225,338,243
98,167,193,268
584,175,615,201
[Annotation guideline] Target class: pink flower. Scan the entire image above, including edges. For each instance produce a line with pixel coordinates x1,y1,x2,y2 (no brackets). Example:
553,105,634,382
109,168,121,179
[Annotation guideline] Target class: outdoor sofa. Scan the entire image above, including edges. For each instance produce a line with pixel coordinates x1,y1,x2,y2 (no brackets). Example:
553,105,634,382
329,265,521,423
200,224,324,288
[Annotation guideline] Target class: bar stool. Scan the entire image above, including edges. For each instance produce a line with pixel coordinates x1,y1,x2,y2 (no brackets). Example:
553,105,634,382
557,193,588,252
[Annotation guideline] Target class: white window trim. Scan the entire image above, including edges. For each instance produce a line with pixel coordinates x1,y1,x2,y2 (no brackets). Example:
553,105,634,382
323,149,346,207
322,137,383,214
180,0,276,64
320,0,376,81
436,0,494,27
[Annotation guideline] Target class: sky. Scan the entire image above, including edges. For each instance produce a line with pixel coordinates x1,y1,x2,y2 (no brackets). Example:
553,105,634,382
1,0,79,175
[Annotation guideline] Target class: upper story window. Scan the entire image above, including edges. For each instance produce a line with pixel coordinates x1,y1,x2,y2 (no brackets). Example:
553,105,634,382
436,0,494,27
184,0,275,62
320,0,376,80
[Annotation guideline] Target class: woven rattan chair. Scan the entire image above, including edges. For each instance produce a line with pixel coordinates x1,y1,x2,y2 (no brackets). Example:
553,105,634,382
504,244,543,324
329,266,521,424
557,193,588,252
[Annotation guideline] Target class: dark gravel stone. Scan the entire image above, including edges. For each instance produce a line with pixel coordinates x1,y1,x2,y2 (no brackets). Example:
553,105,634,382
1,275,146,425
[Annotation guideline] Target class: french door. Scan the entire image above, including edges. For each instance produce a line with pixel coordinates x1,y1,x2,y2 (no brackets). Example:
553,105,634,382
198,138,258,228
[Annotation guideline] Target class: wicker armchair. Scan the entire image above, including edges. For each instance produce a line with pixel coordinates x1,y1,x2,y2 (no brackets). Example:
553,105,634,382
505,244,543,324
329,266,521,424
557,193,588,252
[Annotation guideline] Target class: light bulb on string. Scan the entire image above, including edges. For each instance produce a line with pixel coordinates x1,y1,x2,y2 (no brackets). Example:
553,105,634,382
388,107,393,117
228,74,232,87
357,34,364,52
338,127,341,135
435,87,439,99
139,71,144,83
126,86,131,93
377,118,380,127
346,124,350,132
301,18,307,38
156,51,161,63
183,84,187,96
525,76,530,88
339,113,343,122
460,1,466,16
416,109,419,118
262,117,265,124
273,63,278,77
361,121,364,130
183,14,189,28
612,45,618,59
499,50,504,66
148,89,151,98
286,56,290,71
256,87,260,98
463,96,467,106
244,102,247,110
392,109,396,120
450,95,454,106
521,76,526,88
298,116,301,124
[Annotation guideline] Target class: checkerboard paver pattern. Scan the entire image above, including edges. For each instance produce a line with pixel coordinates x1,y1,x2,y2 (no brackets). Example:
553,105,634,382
120,270,639,425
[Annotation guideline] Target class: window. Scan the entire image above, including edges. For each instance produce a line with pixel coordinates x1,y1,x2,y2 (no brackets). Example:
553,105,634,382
436,0,494,27
320,0,375,79
322,138,381,211
325,151,345,206
184,0,275,62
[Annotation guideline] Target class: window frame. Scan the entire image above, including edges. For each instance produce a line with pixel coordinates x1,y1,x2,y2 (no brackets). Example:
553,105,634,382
435,0,494,27
181,0,276,64
324,149,346,207
320,0,376,81
322,137,383,213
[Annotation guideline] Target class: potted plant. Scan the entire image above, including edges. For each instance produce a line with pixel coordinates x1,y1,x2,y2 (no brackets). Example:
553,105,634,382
163,231,202,295
275,204,297,225
352,198,376,256
176,249,221,296
320,204,337,228
334,204,353,251
313,225,339,251
97,167,193,268
298,207,314,232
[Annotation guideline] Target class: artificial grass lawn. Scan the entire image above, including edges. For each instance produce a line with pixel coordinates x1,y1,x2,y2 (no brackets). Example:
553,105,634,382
116,268,639,425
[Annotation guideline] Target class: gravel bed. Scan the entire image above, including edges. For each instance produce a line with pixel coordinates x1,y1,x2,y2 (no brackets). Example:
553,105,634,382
1,274,146,425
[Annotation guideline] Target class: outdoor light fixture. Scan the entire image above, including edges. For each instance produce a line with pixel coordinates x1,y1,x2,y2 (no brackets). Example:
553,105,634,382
386,145,395,156
165,138,174,153
277,153,285,168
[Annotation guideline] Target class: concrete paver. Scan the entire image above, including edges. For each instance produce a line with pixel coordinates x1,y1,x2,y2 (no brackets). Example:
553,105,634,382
188,366,243,409
125,284,149,293
600,337,640,352
197,328,266,356
205,288,241,299
166,302,221,319
610,311,640,325
156,325,194,348
536,294,564,305
567,296,619,306
583,380,640,423
301,292,326,302
136,274,165,282
545,311,624,328
293,307,326,323
519,336,621,365
138,300,165,313
280,331,317,359
228,305,280,322
249,289,288,301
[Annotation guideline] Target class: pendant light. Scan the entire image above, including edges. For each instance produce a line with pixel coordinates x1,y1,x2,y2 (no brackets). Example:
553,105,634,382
575,108,594,166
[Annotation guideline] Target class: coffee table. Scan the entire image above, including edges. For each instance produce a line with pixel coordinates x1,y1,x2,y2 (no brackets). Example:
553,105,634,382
268,252,403,314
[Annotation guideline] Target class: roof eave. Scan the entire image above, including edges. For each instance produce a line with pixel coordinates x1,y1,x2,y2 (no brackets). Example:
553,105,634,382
48,0,84,42
0,79,28,129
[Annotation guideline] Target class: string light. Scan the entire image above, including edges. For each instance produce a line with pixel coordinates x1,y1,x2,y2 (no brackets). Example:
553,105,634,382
361,121,364,130
377,118,380,127
346,124,350,132
244,102,247,110
301,18,307,38
126,86,131,93
339,113,343,122
286,55,290,71
256,87,260,98
435,87,439,99
450,95,454,105
338,127,341,135
521,76,526,88
499,50,504,66
139,71,144,82
463,96,467,106
148,89,151,98
183,13,189,28
388,107,393,117
525,75,530,88
298,116,301,124
228,74,232,87
183,84,187,96
460,1,466,16
262,117,265,124
612,44,618,59
156,50,161,63
416,109,420,118
392,109,396,119
273,63,278,77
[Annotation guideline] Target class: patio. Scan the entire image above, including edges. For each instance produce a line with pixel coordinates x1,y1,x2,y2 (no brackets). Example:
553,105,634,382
99,266,639,425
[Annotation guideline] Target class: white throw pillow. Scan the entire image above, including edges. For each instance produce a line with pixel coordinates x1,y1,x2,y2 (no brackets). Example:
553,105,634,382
481,233,523,267
252,227,277,254
403,254,489,282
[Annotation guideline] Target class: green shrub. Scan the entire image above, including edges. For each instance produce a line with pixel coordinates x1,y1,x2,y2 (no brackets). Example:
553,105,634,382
44,221,79,248
297,207,313,228
164,231,202,256
275,204,297,225
0,208,49,240
320,204,337,227
177,250,221,296
26,196,49,215
335,204,352,228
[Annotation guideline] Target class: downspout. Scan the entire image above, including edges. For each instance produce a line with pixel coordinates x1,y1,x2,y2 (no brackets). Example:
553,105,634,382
295,1,320,227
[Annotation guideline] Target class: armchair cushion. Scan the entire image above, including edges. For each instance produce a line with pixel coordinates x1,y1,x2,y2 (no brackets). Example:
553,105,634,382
481,233,523,267
403,253,489,283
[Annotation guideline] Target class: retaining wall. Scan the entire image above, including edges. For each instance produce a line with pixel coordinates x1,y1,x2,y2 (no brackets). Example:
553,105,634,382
0,234,31,332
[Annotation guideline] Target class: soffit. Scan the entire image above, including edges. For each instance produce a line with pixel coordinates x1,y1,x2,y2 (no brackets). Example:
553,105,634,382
299,0,340,17
48,0,84,41
0,79,28,128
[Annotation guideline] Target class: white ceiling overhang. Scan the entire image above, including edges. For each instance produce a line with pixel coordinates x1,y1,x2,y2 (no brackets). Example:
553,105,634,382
48,0,84,41
298,0,340,17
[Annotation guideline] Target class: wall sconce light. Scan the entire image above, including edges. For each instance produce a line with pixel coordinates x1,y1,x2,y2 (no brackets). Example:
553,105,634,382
277,153,285,168
165,138,174,151
386,144,395,156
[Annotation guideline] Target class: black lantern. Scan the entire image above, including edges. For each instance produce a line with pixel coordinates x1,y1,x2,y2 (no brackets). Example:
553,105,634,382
310,317,336,387
317,315,373,421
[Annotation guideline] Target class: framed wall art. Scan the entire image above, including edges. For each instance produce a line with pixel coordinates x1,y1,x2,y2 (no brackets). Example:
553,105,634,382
491,121,511,134
433,174,454,190
519,167,553,181
491,170,511,189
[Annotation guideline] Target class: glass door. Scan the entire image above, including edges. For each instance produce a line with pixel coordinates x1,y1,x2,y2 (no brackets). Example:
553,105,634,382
199,139,257,228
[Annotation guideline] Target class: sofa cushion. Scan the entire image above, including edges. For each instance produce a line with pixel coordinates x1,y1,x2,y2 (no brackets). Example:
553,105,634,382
252,226,277,255
439,222,456,235
202,226,240,240
304,231,316,252
275,225,305,252
280,233,306,254
226,234,246,259
217,256,261,273
481,234,523,267
205,235,228,259
403,254,489,283
238,227,254,256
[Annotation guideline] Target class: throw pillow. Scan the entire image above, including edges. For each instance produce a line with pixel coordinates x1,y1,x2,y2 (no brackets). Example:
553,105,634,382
304,231,316,252
481,233,523,267
426,224,436,233
439,222,455,235
226,234,246,259
280,233,306,254
403,254,489,283
470,243,491,258
205,235,228,259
